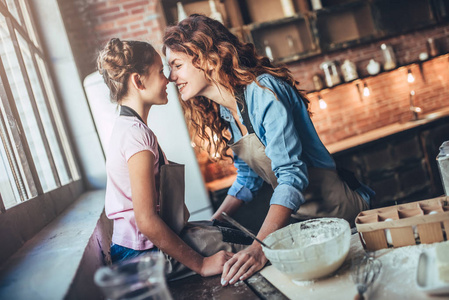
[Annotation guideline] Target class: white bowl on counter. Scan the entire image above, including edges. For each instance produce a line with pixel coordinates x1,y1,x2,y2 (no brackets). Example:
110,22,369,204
262,218,351,283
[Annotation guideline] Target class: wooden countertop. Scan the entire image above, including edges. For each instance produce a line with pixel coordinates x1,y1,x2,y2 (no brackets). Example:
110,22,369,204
326,107,449,154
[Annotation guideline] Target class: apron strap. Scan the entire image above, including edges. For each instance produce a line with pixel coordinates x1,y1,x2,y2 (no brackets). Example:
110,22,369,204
235,88,255,134
119,105,165,167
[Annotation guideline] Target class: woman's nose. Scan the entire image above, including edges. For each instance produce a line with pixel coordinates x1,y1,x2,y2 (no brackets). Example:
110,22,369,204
168,70,176,82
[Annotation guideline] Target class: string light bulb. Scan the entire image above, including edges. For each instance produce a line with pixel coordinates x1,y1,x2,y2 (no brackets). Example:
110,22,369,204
407,69,415,83
318,95,327,109
363,83,370,97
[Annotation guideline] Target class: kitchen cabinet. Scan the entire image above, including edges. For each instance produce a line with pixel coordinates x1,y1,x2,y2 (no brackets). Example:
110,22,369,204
332,115,449,208
250,15,318,64
432,0,449,22
371,0,436,36
161,0,448,64
314,1,376,51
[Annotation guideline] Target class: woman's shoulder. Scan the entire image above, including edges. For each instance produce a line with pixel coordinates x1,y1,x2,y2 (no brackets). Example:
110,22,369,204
245,73,290,99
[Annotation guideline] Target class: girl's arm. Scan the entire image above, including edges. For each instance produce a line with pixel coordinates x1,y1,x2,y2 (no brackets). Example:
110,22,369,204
128,150,232,277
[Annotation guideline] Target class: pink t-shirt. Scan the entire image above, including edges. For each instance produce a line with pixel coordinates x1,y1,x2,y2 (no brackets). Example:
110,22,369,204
105,115,167,250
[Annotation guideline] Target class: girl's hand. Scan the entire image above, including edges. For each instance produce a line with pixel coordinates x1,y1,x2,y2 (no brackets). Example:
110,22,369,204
199,250,234,277
220,244,268,286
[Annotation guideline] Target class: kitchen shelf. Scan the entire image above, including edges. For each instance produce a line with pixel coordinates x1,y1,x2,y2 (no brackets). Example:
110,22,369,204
161,0,449,64
314,1,377,51
250,14,318,62
371,0,436,36
305,52,449,95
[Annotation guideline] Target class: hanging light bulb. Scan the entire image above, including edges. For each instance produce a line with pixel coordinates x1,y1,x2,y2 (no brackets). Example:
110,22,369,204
318,95,327,109
363,83,370,97
407,69,415,83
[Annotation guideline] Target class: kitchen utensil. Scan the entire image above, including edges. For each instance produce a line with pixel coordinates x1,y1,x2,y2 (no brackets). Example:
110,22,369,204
428,38,439,57
417,242,449,295
366,59,380,75
341,59,358,82
380,43,396,71
280,0,295,17
320,61,341,87
437,141,449,196
351,253,382,300
94,252,173,300
261,218,351,283
221,212,271,249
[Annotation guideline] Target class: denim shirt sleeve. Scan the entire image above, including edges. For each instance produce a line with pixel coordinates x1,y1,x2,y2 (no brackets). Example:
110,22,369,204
227,154,264,202
244,75,309,211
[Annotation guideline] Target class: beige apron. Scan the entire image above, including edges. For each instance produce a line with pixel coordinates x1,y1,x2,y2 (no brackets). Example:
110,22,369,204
119,106,248,280
229,131,368,226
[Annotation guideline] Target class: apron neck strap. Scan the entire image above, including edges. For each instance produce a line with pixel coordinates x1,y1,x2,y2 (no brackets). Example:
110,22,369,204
235,88,255,134
119,105,165,167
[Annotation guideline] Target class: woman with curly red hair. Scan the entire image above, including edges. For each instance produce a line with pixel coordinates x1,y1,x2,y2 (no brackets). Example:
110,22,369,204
163,14,374,285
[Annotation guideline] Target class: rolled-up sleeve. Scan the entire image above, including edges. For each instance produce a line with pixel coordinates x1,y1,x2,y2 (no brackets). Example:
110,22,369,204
246,75,309,211
227,154,264,202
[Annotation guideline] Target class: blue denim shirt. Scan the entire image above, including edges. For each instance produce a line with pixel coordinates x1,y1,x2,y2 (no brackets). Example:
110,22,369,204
221,74,371,211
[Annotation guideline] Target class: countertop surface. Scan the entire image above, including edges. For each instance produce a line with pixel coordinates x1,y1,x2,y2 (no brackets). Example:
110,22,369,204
326,106,449,154
168,234,448,299
256,234,447,300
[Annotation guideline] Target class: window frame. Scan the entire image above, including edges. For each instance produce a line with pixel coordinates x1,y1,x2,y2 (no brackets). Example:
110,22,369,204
0,0,78,210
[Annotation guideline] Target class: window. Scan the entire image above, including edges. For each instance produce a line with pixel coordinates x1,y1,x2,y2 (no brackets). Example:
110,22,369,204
0,0,79,211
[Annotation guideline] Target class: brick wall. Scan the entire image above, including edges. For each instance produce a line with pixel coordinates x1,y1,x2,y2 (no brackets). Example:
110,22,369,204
57,1,449,182
288,24,449,145
57,0,165,79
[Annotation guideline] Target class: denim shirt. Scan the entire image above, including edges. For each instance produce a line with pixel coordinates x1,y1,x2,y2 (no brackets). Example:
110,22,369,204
221,74,370,211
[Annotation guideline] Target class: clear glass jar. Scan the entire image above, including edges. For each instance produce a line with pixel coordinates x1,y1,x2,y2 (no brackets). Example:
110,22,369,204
94,252,173,300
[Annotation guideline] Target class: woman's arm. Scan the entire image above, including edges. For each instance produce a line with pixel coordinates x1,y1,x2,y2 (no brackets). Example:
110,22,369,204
221,76,310,284
221,204,292,285
129,150,232,277
211,195,243,221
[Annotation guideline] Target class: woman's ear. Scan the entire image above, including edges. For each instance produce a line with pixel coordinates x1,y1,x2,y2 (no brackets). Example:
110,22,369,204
130,73,144,90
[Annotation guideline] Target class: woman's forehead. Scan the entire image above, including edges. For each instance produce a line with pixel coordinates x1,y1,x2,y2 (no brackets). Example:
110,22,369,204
166,48,189,64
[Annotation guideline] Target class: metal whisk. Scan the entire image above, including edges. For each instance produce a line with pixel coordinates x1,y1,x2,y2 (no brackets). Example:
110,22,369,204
351,253,382,300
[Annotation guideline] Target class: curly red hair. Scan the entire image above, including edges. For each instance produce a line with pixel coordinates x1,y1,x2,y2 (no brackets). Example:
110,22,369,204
163,14,310,160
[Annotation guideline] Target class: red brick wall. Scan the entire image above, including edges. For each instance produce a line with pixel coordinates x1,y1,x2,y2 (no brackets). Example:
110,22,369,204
57,0,166,79
288,24,449,145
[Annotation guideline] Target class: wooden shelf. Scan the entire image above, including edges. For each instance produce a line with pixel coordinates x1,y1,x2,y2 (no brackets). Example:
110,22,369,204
161,0,449,64
305,53,449,95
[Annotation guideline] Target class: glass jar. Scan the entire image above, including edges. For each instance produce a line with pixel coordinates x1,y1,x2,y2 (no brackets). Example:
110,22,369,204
94,252,173,300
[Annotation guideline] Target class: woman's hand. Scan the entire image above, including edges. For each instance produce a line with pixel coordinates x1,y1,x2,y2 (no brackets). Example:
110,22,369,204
199,250,234,277
220,204,292,286
220,244,268,286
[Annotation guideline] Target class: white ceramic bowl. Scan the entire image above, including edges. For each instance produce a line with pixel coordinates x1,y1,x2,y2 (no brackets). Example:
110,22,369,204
262,218,351,282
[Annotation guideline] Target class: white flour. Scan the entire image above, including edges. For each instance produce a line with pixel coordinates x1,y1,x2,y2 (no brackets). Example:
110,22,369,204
375,243,434,294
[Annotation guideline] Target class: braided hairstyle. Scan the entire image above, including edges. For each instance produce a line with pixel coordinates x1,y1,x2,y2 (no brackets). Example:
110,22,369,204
97,38,158,103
